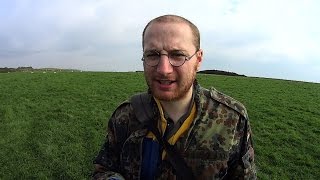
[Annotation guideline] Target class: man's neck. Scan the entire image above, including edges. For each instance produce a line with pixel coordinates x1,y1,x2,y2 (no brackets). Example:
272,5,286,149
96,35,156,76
159,86,193,124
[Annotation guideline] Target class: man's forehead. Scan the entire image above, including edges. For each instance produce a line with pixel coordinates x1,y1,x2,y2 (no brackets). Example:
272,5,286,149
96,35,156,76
144,22,192,37
143,21,195,51
147,21,188,29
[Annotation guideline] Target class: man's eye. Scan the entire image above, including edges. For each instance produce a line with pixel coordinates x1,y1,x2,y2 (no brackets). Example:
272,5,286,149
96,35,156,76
144,51,160,58
146,53,159,57
170,53,186,58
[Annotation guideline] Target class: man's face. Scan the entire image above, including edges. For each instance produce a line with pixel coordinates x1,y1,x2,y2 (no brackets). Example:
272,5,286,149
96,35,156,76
143,21,203,101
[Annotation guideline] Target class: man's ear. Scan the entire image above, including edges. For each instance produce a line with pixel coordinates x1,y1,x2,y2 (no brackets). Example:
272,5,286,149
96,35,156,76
196,49,203,71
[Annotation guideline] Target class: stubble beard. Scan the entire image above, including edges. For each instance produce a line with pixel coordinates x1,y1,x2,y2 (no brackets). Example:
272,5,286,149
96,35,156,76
145,65,197,101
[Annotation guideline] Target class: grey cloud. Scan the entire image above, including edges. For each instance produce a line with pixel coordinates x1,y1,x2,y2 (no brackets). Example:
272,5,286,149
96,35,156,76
202,30,269,48
1,0,319,83
201,52,320,83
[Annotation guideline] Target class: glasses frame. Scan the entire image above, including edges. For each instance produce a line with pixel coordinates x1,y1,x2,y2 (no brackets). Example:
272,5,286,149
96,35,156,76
141,49,199,67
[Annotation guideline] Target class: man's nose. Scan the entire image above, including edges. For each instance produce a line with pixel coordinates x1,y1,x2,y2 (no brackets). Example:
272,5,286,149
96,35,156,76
156,54,173,74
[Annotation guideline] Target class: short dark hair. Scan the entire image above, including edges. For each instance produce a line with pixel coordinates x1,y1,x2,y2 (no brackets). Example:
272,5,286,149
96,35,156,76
142,15,200,50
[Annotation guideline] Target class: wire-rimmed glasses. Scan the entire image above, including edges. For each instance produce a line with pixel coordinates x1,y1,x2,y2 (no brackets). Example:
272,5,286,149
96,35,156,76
142,50,199,67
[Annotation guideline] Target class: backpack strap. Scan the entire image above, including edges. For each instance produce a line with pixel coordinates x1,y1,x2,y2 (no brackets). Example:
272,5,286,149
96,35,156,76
130,93,154,125
130,93,195,180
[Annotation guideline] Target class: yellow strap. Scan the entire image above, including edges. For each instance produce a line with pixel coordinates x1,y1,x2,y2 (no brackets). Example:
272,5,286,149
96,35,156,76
154,98,196,159
167,104,196,144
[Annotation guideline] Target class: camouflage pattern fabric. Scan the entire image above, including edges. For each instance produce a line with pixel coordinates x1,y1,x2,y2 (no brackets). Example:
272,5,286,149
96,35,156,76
93,80,256,180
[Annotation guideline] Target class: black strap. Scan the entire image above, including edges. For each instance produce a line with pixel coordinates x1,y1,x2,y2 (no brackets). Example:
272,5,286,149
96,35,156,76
148,120,195,180
130,93,195,180
130,93,154,125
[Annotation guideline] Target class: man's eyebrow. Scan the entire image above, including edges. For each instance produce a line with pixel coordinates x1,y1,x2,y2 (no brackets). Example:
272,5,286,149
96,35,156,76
169,49,188,54
171,49,185,52
143,50,158,54
144,49,187,53
144,49,159,52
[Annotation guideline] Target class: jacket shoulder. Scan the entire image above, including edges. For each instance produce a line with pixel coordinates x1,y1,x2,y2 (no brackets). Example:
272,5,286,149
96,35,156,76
202,87,249,119
109,100,132,125
109,99,147,134
112,92,152,122
111,100,131,116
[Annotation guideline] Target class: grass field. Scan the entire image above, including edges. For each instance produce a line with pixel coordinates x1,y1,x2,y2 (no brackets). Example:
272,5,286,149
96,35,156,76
0,72,319,179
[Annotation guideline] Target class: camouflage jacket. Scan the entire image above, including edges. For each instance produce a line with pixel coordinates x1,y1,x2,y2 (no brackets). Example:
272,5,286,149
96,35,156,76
93,82,256,180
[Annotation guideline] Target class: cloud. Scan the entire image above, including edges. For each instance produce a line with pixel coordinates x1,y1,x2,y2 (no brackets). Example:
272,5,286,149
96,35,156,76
0,0,319,82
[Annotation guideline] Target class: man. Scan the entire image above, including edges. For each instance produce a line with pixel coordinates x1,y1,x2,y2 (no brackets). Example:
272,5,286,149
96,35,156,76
93,14,256,180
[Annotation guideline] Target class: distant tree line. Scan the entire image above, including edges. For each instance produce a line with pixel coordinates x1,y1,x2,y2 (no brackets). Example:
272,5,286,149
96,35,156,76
0,67,33,73
1,67,244,76
198,70,246,77
0,67,80,73
137,69,245,77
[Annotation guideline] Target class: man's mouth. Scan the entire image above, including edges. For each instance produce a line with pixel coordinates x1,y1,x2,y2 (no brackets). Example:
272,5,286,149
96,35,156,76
157,80,176,85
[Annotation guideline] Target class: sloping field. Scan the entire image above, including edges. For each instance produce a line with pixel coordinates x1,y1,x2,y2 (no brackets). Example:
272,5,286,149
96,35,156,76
0,72,319,179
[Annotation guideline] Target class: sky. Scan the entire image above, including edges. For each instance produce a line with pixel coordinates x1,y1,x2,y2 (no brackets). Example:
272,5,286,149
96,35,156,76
0,0,319,83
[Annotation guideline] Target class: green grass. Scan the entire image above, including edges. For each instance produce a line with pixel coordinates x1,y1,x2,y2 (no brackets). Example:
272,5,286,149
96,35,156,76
0,72,319,179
